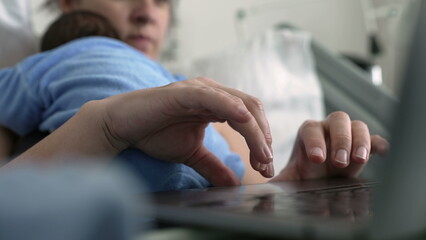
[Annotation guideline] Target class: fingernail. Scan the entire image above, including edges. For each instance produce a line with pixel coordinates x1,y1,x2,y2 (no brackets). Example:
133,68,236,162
310,147,324,158
259,163,267,171
254,161,261,171
263,144,273,162
355,147,368,160
267,163,275,178
335,149,348,165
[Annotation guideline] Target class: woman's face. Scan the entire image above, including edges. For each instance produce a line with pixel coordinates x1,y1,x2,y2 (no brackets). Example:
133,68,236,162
60,0,171,59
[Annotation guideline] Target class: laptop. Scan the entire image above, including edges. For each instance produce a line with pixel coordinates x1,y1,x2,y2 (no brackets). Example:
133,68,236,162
150,2,426,239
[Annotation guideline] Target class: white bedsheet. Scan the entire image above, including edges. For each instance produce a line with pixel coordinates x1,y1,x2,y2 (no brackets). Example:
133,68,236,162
0,0,37,68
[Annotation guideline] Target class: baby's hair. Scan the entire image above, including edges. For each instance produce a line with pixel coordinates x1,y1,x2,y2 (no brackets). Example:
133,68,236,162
41,10,120,51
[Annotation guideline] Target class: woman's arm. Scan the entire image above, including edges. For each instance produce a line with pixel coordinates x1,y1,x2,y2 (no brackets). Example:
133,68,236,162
6,78,274,187
6,79,389,186
6,101,119,167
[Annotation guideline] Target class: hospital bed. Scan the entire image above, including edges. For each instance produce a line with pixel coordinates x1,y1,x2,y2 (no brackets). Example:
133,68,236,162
190,22,398,174
311,36,397,139
230,0,401,141
270,21,397,140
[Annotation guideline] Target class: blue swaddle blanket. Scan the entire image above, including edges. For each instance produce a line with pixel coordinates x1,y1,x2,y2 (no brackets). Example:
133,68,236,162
0,37,244,191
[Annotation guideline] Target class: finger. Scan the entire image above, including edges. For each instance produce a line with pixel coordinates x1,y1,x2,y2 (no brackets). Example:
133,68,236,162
225,91,274,167
326,112,352,168
299,120,327,163
173,84,253,123
250,152,275,178
223,87,272,146
176,78,273,170
219,89,273,168
371,135,389,157
181,86,273,166
350,121,371,164
193,78,274,166
193,78,272,148
189,77,271,138
186,146,241,187
228,114,273,166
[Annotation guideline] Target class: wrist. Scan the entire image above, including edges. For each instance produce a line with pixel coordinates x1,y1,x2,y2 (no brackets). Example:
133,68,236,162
80,100,129,155
8,100,129,166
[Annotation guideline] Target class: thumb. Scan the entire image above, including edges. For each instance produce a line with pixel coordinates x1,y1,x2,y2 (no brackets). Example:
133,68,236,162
187,146,241,187
371,135,389,157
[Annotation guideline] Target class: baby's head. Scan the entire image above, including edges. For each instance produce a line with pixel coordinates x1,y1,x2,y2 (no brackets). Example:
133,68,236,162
41,10,120,52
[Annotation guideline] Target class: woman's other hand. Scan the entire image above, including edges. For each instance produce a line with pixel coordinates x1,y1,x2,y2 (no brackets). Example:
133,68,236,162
271,112,389,182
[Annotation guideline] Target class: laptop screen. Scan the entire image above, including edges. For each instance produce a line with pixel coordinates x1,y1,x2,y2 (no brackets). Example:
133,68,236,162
372,1,426,239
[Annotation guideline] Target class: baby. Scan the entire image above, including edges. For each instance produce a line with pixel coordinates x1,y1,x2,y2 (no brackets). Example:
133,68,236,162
41,10,120,51
0,10,122,159
0,9,244,191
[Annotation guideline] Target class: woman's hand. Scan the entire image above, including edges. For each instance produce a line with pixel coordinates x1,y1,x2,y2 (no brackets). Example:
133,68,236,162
271,112,389,182
9,77,273,187
100,77,274,186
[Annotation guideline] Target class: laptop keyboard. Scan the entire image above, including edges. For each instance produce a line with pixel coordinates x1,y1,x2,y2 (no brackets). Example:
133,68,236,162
189,183,376,222
252,184,374,221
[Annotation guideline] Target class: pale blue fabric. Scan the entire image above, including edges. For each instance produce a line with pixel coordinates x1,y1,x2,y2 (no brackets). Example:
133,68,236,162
0,37,244,191
0,164,145,240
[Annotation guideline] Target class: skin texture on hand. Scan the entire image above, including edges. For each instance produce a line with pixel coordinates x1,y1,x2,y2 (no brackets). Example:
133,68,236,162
6,79,388,187
7,78,274,187
270,111,389,182
215,112,389,184
101,77,274,186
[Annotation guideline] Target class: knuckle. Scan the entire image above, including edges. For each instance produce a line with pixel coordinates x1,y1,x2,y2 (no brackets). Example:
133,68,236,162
335,134,352,146
328,111,350,120
352,120,365,125
298,120,321,138
248,96,264,110
371,134,384,141
301,120,319,129
235,96,245,105
197,76,215,83
352,120,368,128
168,81,182,88
217,89,245,108
265,133,273,145
189,85,209,95
371,134,381,138
232,97,246,109
185,78,199,84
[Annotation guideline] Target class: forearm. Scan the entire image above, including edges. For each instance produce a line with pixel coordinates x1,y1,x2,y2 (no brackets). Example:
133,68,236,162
5,101,125,168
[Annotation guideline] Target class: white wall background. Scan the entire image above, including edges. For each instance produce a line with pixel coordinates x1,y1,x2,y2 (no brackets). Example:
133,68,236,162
176,0,368,62
30,0,369,58
29,0,418,94
30,0,58,36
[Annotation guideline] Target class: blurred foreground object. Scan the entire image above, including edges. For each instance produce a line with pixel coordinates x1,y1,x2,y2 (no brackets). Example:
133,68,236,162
0,161,149,240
